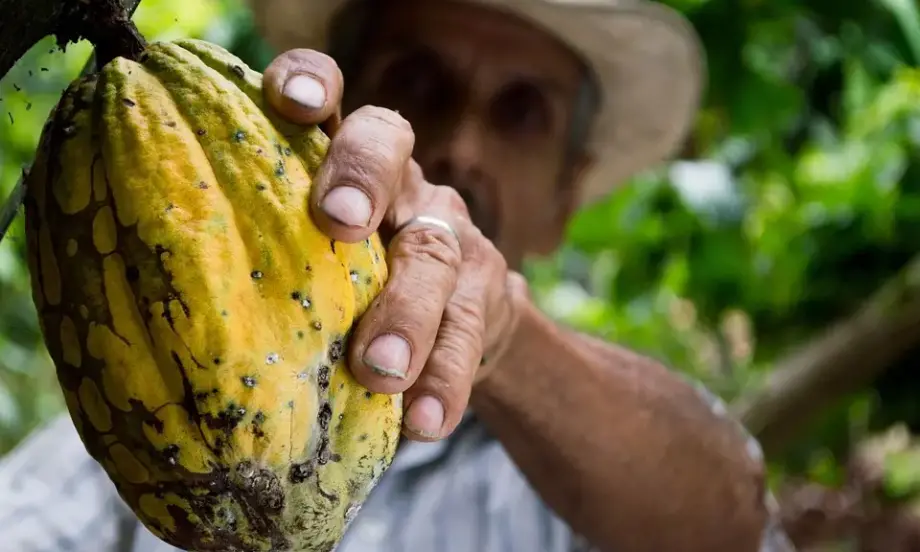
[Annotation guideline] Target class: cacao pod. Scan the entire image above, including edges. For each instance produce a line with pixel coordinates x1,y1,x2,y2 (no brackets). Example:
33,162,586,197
23,38,402,552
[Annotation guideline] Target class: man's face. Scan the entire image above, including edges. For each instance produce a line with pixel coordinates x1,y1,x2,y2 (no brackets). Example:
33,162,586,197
342,0,594,269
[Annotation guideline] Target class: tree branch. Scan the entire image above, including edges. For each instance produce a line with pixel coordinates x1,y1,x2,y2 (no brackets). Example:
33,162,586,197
731,254,920,457
0,0,143,82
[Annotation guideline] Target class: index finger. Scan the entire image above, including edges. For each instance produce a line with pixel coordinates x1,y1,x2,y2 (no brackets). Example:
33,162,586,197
310,106,416,243
262,48,344,129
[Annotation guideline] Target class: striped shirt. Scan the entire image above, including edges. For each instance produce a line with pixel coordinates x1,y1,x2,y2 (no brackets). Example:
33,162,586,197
0,381,795,552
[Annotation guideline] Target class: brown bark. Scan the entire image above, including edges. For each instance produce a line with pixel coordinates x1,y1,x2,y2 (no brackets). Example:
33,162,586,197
0,0,143,242
731,254,920,457
0,0,142,82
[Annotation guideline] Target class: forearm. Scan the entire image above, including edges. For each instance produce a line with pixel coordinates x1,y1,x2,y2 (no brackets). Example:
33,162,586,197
470,300,773,552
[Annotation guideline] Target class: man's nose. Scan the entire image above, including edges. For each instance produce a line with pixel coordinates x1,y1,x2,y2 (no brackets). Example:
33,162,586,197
425,115,486,184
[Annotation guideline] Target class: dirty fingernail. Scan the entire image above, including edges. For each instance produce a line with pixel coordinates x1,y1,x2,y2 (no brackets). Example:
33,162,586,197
363,334,410,378
321,186,373,228
406,396,445,438
283,74,326,109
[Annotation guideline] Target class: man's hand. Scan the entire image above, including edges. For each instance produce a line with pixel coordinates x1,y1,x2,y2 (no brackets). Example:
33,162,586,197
263,49,526,442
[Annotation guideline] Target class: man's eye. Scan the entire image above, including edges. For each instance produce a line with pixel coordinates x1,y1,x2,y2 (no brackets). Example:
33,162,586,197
490,82,551,136
377,52,453,113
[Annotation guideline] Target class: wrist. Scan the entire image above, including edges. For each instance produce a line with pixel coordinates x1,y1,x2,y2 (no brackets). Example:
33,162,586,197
472,291,551,392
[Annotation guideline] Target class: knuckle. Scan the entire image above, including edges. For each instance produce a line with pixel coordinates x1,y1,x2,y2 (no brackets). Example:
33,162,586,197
331,134,394,192
394,224,462,272
434,185,470,216
353,105,414,136
447,296,486,337
426,342,475,393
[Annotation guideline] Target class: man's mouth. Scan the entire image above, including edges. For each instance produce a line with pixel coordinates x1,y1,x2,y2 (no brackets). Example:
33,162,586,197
451,185,499,242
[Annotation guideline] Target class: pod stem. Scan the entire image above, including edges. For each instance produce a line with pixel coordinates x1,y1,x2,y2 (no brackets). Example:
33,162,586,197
56,0,148,68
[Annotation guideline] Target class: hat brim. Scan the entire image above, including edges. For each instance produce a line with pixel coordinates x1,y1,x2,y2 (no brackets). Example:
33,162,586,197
249,0,705,207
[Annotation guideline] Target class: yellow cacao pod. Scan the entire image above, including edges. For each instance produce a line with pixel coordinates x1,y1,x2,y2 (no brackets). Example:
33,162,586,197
23,39,402,552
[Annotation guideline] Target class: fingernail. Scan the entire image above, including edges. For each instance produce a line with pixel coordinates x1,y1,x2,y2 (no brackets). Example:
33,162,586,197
363,334,411,379
322,186,373,228
406,395,445,439
283,74,326,109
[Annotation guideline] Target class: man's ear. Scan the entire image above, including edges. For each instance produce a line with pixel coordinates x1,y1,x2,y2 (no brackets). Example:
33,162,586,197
533,152,597,255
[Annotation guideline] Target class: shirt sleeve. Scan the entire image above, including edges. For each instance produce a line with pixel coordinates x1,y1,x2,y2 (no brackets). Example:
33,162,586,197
0,413,139,552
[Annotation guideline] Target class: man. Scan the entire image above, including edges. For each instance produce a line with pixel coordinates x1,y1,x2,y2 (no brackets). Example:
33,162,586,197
0,0,796,551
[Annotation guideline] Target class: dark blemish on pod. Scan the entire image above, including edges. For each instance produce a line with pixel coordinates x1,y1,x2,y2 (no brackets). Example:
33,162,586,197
313,321,323,331
162,444,180,466
287,400,294,408
230,65,245,79
365,276,373,285
221,310,229,317
213,357,221,365
165,121,177,128
317,365,330,390
274,160,285,176
255,183,266,191
317,441,332,465
318,403,332,430
207,402,247,432
289,462,313,484
196,129,206,136
330,240,336,254
165,202,175,212
266,352,279,365
250,270,263,280
251,411,266,438
296,330,305,339
241,375,256,388
329,338,345,364
305,264,312,272
197,181,208,189
284,147,292,156
233,130,246,142
235,461,285,512
331,453,342,462
358,433,368,442
122,98,136,107
364,391,372,399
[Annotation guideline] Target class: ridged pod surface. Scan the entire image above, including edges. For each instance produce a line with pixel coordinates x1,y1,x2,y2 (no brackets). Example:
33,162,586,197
22,39,402,552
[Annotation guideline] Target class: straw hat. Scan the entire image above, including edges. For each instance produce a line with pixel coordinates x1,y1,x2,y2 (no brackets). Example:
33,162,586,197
247,0,705,206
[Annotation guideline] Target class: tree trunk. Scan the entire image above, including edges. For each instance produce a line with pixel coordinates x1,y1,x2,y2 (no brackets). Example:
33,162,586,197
731,254,920,456
0,0,143,82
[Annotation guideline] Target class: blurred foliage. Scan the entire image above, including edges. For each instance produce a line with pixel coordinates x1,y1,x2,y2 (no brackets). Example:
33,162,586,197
2,0,920,523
